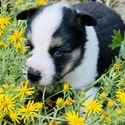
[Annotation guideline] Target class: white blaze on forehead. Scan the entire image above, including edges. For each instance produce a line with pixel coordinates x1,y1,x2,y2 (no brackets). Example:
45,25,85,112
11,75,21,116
31,3,69,51
26,3,69,86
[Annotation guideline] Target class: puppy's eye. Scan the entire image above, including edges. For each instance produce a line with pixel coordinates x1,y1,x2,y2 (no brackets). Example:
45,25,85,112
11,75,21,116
53,49,63,57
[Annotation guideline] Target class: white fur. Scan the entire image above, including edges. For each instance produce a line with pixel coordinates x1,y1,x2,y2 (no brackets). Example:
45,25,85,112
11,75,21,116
62,26,99,98
26,3,69,86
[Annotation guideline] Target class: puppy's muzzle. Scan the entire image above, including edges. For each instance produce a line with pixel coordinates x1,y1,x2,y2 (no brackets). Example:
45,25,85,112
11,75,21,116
27,67,41,83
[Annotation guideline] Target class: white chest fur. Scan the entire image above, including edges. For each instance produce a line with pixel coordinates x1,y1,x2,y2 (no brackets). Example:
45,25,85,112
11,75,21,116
62,26,99,98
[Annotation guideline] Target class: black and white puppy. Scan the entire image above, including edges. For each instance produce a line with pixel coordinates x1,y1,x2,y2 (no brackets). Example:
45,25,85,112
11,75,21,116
17,2,125,98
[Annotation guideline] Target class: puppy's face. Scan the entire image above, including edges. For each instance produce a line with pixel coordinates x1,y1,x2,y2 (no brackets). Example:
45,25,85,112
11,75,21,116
17,3,96,87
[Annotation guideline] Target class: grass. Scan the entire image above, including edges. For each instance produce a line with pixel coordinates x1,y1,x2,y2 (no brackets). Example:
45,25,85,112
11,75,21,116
0,0,125,125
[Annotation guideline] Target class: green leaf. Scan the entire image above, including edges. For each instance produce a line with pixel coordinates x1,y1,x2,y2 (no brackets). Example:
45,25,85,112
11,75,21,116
109,30,125,50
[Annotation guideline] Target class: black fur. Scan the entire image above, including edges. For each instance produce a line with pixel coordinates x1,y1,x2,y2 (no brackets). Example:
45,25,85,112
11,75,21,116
50,7,87,80
73,2,125,76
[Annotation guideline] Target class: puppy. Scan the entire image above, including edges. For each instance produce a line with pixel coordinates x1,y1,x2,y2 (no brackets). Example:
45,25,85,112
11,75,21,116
17,1,125,99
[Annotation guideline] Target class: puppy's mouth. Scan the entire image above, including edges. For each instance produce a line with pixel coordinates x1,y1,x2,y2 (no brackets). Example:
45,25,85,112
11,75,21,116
24,69,63,93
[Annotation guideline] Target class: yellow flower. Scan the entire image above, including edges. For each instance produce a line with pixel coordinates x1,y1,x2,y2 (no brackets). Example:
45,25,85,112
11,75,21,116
101,112,110,121
3,83,9,90
0,16,10,25
37,0,47,5
56,98,64,107
8,29,26,43
100,91,106,99
15,0,21,5
36,102,43,112
0,94,4,100
116,89,125,105
18,100,38,123
63,82,69,91
10,83,15,88
0,94,16,113
21,8,26,11
0,40,2,46
23,46,28,53
14,42,22,52
0,16,10,29
49,120,59,125
0,25,6,30
10,112,20,124
3,122,7,125
14,80,35,102
0,112,4,122
0,30,3,36
116,109,122,115
83,99,103,116
37,102,43,109
114,63,120,71
65,97,75,106
65,111,85,125
0,42,8,48
0,88,4,93
108,100,114,107
3,44,8,48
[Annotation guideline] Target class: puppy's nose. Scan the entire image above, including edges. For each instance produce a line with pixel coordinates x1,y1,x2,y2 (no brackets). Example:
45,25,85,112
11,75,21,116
27,68,41,82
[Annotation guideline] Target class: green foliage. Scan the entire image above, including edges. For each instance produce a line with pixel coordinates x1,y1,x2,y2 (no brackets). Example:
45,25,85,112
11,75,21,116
0,0,125,125
109,30,125,59
109,30,125,50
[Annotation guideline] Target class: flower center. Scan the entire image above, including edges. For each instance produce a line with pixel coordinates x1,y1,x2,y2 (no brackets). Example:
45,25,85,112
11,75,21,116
21,87,26,93
26,109,31,113
91,103,97,110
15,34,20,40
2,101,9,108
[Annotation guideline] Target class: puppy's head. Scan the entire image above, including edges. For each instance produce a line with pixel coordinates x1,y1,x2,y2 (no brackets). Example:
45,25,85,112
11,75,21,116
17,2,97,87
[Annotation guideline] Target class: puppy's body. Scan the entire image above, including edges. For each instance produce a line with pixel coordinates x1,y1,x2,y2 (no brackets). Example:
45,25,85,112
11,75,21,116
17,2,125,97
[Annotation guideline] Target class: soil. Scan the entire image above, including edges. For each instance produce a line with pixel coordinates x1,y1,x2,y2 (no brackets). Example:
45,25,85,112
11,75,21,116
113,0,125,22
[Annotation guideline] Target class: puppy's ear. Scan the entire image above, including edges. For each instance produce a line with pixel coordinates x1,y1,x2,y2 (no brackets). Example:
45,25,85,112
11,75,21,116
77,12,97,26
16,8,38,20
